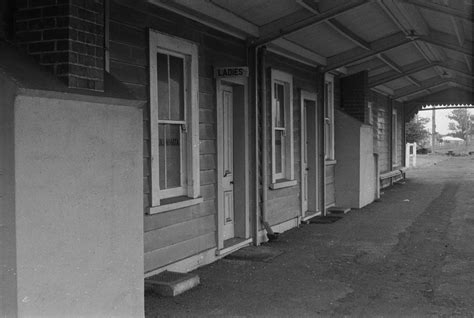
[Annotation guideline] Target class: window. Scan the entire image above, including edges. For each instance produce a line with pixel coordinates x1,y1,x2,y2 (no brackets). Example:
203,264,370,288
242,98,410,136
392,108,398,166
271,69,294,185
149,30,200,212
324,74,335,160
367,102,373,125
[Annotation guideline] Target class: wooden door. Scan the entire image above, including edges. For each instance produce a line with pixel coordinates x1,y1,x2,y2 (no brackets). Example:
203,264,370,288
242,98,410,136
302,104,309,213
222,85,234,240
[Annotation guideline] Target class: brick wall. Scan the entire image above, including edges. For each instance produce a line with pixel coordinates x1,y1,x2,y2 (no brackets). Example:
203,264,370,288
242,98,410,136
15,0,104,91
340,71,368,122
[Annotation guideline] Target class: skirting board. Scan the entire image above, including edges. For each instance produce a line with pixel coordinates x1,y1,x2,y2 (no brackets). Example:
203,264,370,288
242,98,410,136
145,218,300,277
145,248,217,278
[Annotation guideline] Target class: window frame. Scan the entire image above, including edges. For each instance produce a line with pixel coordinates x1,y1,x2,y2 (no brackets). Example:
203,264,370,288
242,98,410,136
324,73,335,160
149,30,200,210
392,108,398,166
270,69,294,185
367,101,373,125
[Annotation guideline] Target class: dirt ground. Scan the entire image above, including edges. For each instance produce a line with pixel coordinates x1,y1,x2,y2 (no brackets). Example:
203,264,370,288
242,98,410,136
145,156,474,317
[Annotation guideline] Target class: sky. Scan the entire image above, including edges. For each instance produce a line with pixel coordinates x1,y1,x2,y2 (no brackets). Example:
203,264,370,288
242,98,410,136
417,107,473,135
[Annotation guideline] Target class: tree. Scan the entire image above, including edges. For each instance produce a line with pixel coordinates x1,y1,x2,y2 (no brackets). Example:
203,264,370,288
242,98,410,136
447,109,473,143
405,116,430,145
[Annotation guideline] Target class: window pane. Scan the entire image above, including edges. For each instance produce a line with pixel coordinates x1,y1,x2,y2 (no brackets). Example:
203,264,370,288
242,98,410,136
275,130,283,174
275,83,285,128
158,124,166,189
166,124,182,188
157,53,170,120
158,124,182,190
169,56,185,121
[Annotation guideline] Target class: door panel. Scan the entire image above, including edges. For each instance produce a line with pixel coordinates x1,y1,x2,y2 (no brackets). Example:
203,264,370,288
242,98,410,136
222,85,234,240
302,105,308,212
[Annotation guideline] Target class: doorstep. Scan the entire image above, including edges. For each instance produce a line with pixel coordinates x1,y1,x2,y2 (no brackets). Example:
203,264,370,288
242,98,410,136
145,271,200,297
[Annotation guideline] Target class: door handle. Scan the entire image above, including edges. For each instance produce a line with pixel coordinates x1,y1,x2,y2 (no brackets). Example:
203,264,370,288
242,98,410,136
305,168,309,171
230,181,234,185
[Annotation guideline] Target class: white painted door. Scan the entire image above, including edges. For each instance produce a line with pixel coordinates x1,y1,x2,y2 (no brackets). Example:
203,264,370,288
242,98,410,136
222,85,234,240
302,104,308,213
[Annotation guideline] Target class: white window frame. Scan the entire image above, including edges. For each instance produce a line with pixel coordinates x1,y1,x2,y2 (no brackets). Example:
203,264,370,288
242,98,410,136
392,108,398,166
324,73,335,160
149,30,200,212
271,69,294,185
367,101,373,125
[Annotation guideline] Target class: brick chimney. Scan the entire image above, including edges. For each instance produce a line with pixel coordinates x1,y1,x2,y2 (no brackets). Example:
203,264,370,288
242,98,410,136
15,0,105,91
341,71,369,122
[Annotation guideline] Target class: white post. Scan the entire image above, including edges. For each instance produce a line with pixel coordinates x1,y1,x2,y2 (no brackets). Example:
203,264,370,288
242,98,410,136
405,142,417,168
405,143,410,168
412,142,416,167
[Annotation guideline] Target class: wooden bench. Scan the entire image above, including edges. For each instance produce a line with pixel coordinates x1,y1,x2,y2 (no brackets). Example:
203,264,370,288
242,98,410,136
380,167,407,189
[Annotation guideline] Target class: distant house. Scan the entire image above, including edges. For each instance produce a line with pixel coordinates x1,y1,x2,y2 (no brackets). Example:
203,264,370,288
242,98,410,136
441,136,465,144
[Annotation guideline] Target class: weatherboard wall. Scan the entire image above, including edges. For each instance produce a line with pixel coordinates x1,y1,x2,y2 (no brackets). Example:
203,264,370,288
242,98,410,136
264,52,323,225
108,0,249,272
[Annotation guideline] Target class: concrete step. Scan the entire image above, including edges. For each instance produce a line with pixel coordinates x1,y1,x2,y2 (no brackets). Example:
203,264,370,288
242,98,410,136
327,207,351,214
145,271,200,297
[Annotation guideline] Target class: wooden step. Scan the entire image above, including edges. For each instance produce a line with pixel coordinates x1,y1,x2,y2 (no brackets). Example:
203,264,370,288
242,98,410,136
145,271,200,297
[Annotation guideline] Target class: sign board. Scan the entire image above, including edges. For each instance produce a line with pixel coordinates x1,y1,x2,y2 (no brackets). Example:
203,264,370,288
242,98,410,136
214,66,249,78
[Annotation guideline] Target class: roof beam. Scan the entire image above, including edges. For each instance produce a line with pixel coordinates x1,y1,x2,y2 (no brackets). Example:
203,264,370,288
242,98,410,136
252,0,371,47
324,32,411,71
377,0,438,63
267,38,327,66
370,59,474,87
369,61,434,87
393,77,450,99
296,0,371,50
326,19,371,50
377,53,402,73
400,0,473,22
464,55,472,72
147,0,259,39
405,76,421,87
419,31,474,57
451,81,474,92
376,53,421,86
450,15,472,72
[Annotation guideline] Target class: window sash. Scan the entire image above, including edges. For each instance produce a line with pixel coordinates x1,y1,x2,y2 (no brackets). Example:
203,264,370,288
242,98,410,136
324,74,335,160
271,69,294,184
274,128,285,179
392,109,398,164
149,30,200,208
158,123,187,195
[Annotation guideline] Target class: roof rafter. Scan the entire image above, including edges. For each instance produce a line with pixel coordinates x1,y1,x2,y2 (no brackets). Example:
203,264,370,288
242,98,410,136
449,15,472,72
251,0,372,47
394,77,473,100
370,59,474,87
325,32,411,71
147,0,259,39
376,53,421,86
393,77,450,99
295,0,371,50
400,0,473,23
376,0,432,63
419,29,474,56
326,19,371,50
